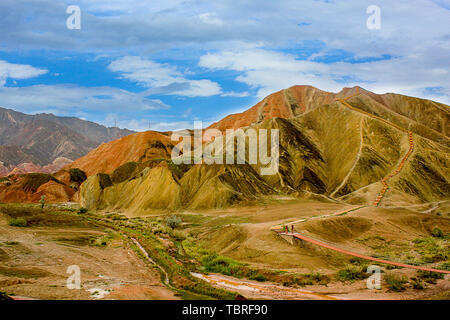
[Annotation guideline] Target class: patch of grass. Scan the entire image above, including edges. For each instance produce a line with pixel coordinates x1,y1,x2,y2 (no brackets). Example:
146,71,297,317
111,162,139,183
289,273,330,287
431,227,444,238
384,273,408,292
439,262,450,271
413,237,448,263
416,270,445,284
183,237,266,282
410,277,425,290
336,265,370,282
0,204,94,228
8,217,28,227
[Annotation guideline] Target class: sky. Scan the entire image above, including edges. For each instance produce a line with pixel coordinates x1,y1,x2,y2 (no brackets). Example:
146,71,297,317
0,0,449,131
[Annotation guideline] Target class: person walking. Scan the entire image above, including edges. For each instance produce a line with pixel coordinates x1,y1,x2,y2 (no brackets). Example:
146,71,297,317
291,225,295,234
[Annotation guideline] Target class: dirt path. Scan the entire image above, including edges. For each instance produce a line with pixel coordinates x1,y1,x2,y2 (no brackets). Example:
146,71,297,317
269,89,449,275
191,273,341,300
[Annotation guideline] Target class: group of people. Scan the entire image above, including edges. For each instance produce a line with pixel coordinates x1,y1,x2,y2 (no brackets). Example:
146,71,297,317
283,225,295,234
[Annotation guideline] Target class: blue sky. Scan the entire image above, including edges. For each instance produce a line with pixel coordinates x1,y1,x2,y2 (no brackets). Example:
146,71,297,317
0,0,449,131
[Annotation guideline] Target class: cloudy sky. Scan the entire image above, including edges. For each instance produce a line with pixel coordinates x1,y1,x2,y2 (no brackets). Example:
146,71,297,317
0,0,449,131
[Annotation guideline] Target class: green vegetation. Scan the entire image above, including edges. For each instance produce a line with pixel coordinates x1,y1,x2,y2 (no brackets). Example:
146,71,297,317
431,227,444,238
98,173,113,189
439,262,450,271
413,237,448,263
78,207,88,214
360,233,449,265
166,215,182,229
410,277,425,290
69,168,87,183
8,217,27,227
39,195,46,209
1,204,92,228
336,264,370,282
416,270,445,284
384,273,408,292
111,162,139,183
21,173,61,193
282,273,330,287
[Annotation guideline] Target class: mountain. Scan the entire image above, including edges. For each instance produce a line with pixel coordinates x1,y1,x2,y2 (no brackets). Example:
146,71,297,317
1,85,448,208
0,107,135,176
72,85,449,213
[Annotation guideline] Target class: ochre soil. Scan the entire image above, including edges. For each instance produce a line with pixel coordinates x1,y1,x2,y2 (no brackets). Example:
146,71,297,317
0,213,177,300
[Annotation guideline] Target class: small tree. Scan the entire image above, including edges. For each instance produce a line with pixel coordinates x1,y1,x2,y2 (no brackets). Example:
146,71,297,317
431,227,444,238
40,195,46,209
165,215,182,229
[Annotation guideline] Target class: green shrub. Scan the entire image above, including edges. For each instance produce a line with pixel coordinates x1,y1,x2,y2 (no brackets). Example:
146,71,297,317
69,168,87,183
431,227,444,238
336,265,369,282
78,207,88,214
384,274,408,292
165,215,182,229
248,273,267,282
410,277,425,290
8,218,28,227
416,270,445,284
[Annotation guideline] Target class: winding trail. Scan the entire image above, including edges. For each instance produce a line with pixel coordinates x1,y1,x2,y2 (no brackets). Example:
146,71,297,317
272,89,450,275
191,272,341,300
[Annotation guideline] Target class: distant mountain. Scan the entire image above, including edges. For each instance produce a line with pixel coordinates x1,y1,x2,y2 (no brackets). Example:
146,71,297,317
66,85,449,213
0,107,135,175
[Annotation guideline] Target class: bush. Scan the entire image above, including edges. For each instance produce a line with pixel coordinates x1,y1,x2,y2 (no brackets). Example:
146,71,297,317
78,207,88,214
384,274,408,292
248,273,267,282
336,265,369,282
69,168,87,184
8,218,28,227
98,173,113,189
165,215,182,229
416,270,445,284
410,277,425,290
431,227,444,238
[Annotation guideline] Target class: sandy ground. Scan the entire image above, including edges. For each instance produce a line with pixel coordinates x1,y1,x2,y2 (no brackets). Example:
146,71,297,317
0,213,178,300
192,272,449,300
182,198,450,299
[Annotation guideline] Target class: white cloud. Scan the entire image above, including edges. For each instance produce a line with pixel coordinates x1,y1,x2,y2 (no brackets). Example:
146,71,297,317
0,84,171,115
108,56,222,97
199,47,450,104
198,12,224,26
0,60,47,86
